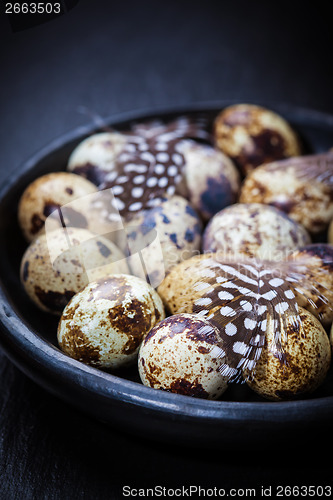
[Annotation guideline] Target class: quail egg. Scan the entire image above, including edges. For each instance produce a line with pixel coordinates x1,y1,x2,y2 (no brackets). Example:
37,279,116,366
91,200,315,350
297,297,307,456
176,141,240,220
287,244,333,327
202,203,311,261
58,274,165,369
157,253,219,315
240,152,333,234
138,313,228,399
17,172,114,242
214,104,301,175
67,132,129,186
124,195,202,288
20,227,129,314
245,307,331,401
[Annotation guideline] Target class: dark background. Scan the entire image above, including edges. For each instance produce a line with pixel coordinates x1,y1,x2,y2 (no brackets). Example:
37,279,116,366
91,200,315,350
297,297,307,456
1,1,333,498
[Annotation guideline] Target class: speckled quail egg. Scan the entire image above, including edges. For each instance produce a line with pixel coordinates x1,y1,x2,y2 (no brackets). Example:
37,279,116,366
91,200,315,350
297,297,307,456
240,152,333,234
67,132,130,186
202,203,311,261
245,307,331,401
124,195,202,288
138,313,228,399
157,253,219,315
58,274,165,369
286,244,333,327
214,104,301,175
17,172,112,242
20,227,129,314
175,141,240,220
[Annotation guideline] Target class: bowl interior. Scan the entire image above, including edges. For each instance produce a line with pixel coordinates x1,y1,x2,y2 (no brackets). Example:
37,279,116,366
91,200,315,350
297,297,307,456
1,104,333,406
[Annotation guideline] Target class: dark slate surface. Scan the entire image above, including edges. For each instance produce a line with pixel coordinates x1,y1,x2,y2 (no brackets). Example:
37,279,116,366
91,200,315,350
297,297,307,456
1,1,333,497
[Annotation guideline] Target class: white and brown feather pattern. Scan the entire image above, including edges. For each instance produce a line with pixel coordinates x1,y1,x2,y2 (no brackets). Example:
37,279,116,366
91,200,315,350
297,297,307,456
263,152,333,185
186,255,333,383
99,115,211,217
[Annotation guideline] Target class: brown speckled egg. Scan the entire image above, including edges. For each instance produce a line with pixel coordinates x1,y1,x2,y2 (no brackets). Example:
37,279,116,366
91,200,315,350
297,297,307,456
124,195,202,288
67,132,129,186
240,152,333,234
176,141,240,220
20,227,129,314
245,307,331,401
138,313,228,399
157,253,218,315
58,274,164,369
202,203,311,261
214,104,301,175
17,172,106,242
286,244,333,327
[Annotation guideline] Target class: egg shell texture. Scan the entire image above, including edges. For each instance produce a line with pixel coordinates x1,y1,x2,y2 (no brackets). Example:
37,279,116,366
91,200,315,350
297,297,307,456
202,203,311,261
287,244,333,327
58,274,165,369
125,195,202,287
67,132,128,186
245,307,331,401
157,253,219,315
18,172,99,242
214,104,301,175
20,227,129,314
239,152,333,234
138,313,228,399
177,141,240,220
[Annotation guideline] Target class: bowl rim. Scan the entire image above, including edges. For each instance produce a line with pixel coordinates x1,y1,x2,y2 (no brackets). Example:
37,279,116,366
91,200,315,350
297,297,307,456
1,100,333,427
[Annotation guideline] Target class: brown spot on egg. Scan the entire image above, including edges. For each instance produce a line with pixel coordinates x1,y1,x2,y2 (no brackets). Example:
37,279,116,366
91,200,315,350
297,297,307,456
107,299,152,353
34,285,76,313
168,378,209,398
60,324,101,366
30,213,44,235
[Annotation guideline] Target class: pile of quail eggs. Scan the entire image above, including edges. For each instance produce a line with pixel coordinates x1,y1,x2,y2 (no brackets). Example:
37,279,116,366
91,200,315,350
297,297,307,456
18,104,333,402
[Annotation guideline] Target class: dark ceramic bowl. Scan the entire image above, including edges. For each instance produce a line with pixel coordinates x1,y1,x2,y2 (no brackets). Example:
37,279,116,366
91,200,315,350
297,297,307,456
1,102,333,448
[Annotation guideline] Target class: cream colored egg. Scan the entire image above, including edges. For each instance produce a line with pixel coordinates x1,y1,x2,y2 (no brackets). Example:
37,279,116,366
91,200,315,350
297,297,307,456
245,307,331,401
58,274,165,369
138,313,228,399
176,141,240,220
287,244,333,327
125,195,202,288
20,227,129,314
240,152,333,234
202,203,310,261
18,172,105,242
214,104,301,175
67,132,129,186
